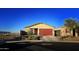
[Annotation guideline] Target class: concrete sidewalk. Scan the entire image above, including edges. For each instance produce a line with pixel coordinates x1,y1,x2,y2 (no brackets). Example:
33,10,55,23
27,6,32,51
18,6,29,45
6,40,79,44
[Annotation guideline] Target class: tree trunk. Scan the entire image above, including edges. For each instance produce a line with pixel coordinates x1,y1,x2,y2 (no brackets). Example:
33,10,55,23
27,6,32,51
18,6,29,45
71,30,73,36
75,32,78,37
75,29,78,37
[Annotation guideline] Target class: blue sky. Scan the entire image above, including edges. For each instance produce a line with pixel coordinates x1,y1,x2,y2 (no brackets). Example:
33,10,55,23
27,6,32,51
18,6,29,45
0,8,79,32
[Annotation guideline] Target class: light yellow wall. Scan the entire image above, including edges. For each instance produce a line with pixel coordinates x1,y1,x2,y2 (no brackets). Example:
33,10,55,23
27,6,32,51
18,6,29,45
60,27,67,36
60,27,71,36
24,28,31,32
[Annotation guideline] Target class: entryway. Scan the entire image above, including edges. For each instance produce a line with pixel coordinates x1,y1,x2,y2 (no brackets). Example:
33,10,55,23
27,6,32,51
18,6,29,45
54,30,61,36
34,28,38,35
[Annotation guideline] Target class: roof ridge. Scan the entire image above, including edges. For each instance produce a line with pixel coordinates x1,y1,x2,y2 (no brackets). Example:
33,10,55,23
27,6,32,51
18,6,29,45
25,22,55,28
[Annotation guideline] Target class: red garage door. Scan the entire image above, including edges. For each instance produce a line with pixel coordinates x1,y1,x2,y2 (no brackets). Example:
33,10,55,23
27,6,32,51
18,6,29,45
39,29,53,36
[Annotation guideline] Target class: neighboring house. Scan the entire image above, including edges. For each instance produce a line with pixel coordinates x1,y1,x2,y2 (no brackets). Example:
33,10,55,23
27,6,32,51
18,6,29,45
24,23,79,37
56,27,71,36
55,26,79,37
54,27,70,36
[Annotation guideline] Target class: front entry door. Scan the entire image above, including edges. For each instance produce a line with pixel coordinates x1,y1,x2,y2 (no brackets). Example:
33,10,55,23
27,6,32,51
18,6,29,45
55,30,60,36
34,28,38,35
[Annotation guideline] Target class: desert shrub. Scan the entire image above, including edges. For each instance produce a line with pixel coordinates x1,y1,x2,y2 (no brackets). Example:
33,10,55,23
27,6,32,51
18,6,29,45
60,35,79,41
20,30,43,40
27,35,42,40
0,34,20,41
60,35,72,40
28,35,37,40
36,36,42,40
27,31,34,35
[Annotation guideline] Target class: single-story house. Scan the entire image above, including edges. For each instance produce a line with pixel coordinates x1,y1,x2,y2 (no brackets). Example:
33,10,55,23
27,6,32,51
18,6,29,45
24,23,55,36
24,23,79,37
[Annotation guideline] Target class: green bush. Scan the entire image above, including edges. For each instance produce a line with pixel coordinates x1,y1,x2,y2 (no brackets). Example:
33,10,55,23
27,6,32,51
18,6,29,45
28,35,37,40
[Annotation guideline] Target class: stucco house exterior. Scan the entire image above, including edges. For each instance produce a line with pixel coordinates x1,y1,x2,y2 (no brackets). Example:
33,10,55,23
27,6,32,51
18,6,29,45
24,23,79,37
55,27,71,36
24,23,55,36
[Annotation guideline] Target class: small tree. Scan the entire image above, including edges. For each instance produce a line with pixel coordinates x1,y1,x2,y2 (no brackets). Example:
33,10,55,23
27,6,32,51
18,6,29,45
64,18,77,36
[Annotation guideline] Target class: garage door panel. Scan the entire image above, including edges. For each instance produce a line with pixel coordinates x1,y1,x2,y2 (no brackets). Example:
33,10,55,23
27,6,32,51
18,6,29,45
39,29,53,36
